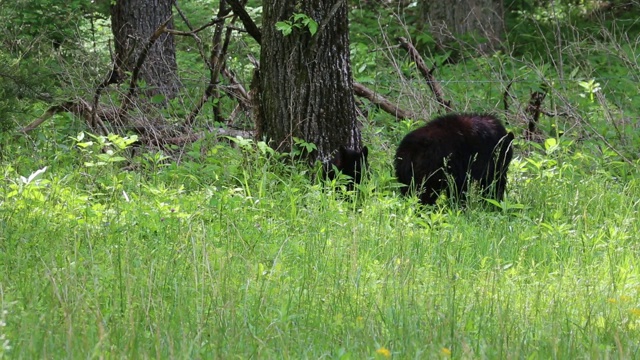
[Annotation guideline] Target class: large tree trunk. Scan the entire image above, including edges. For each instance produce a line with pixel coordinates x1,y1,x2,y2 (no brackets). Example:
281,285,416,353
111,0,180,100
260,0,362,162
421,0,505,55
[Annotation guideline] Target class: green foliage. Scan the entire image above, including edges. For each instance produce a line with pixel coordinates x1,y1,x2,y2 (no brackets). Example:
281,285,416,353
276,13,318,36
73,132,139,167
7,0,107,49
2,125,640,358
0,0,110,131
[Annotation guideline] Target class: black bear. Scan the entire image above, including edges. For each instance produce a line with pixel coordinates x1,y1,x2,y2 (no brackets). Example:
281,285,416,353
323,145,369,191
394,113,514,205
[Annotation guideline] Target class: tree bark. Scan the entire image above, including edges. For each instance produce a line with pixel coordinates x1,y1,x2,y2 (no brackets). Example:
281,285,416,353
111,0,180,100
260,0,361,162
420,0,505,54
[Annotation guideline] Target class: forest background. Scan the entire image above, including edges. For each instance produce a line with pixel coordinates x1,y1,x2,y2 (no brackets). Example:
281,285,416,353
1,0,640,358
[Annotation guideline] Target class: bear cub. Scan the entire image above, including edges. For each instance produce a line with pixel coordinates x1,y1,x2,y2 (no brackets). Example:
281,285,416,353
323,145,369,191
395,113,514,205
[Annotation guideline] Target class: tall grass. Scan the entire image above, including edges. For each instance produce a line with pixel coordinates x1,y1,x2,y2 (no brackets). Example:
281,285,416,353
1,133,639,359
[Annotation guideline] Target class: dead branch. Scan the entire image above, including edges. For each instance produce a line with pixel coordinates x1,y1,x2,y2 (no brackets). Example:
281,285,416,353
142,132,203,148
173,3,255,125
215,127,253,138
526,87,548,134
164,22,226,68
503,81,515,112
184,2,240,127
170,5,230,71
505,80,565,134
212,12,236,122
20,99,109,135
172,0,194,30
165,18,228,37
221,66,252,115
226,0,262,44
227,104,243,124
185,3,231,126
353,82,413,120
20,101,80,133
151,127,254,147
396,37,453,112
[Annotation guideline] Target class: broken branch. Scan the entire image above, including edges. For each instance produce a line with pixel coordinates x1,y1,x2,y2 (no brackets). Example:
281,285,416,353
353,82,413,120
396,37,452,112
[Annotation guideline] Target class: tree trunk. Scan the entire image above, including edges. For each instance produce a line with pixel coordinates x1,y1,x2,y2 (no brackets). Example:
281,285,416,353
421,0,505,54
111,0,180,100
260,0,362,162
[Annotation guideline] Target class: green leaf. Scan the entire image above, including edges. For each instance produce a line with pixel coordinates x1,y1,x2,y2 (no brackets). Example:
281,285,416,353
484,198,502,208
76,141,94,148
544,138,559,154
151,94,166,104
307,19,318,36
275,21,292,36
107,156,127,163
293,13,306,21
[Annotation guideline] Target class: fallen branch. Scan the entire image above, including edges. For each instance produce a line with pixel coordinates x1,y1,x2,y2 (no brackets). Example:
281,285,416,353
396,37,452,112
353,82,413,120
20,99,110,134
20,101,79,133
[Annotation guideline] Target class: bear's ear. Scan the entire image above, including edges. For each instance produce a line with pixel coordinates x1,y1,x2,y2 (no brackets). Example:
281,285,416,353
333,145,347,167
361,146,369,159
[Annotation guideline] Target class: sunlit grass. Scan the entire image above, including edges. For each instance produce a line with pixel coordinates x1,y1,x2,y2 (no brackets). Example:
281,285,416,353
1,133,639,358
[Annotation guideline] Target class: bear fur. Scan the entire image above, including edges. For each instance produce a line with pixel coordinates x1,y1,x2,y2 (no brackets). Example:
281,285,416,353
323,146,369,191
394,113,514,205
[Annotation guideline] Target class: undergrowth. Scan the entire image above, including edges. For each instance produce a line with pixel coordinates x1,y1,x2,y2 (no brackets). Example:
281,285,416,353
1,130,639,358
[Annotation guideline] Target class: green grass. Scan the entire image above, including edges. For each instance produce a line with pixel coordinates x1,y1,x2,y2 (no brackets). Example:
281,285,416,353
1,134,639,359
2,1,640,358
